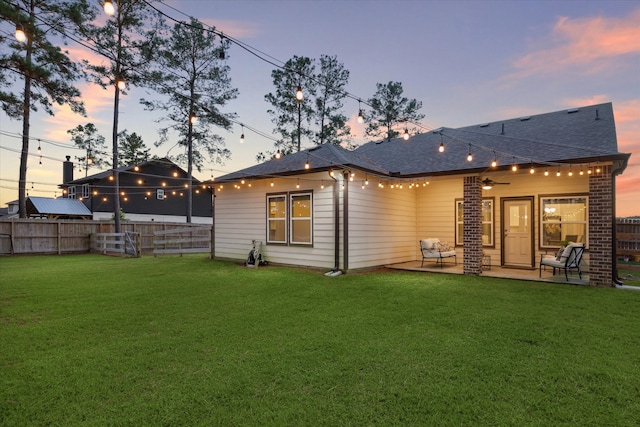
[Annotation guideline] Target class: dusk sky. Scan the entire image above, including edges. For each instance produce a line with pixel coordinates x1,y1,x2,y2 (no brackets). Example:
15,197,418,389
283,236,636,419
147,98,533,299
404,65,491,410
1,0,638,216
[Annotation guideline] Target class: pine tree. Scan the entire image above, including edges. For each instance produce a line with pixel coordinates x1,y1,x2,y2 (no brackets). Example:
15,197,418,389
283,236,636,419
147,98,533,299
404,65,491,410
67,123,109,176
142,17,237,223
83,0,164,232
118,130,149,166
0,0,93,217
365,81,424,142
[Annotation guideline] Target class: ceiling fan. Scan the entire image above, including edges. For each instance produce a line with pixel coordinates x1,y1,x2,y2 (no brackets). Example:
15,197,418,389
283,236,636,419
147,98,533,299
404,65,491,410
481,178,510,190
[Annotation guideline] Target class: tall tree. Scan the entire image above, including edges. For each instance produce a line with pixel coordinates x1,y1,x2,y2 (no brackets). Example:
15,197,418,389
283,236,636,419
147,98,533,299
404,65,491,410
83,0,164,232
0,0,93,217
365,81,424,141
264,56,316,155
313,54,351,146
142,17,237,223
264,55,351,159
117,130,149,166
67,123,108,176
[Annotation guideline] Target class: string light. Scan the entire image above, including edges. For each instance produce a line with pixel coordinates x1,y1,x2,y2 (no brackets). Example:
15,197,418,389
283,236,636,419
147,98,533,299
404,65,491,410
305,155,310,170
438,134,445,153
15,23,26,42
275,150,281,159
491,152,497,168
511,157,518,172
529,162,535,174
37,140,41,153
365,175,369,185
240,124,245,143
320,180,324,189
556,168,561,177
568,167,573,177
466,145,473,162
117,78,126,90
403,127,409,141
189,113,197,124
544,168,549,176
295,85,303,101
296,179,300,189
103,0,115,15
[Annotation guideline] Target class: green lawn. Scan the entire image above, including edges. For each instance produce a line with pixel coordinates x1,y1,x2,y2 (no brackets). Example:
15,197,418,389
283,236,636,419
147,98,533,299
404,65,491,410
1,255,639,426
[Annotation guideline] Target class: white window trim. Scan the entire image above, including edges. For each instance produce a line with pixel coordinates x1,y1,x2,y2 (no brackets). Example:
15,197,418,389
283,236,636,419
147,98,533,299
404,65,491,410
267,194,287,244
455,198,494,247
540,195,589,249
290,192,313,246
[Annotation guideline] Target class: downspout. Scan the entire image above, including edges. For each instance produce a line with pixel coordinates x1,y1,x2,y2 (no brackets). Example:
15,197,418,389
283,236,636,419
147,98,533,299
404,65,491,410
325,171,341,276
343,171,349,272
611,159,640,290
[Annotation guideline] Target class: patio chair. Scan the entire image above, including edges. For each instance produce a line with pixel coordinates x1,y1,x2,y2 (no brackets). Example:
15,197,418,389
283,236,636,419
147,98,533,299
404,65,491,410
420,238,457,268
539,243,585,281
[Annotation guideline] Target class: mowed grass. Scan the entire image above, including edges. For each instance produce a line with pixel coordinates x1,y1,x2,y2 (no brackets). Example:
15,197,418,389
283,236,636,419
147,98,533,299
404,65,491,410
1,255,639,426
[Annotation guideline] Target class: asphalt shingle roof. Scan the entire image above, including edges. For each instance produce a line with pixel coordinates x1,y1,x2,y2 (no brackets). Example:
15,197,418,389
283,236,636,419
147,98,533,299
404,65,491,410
216,102,628,182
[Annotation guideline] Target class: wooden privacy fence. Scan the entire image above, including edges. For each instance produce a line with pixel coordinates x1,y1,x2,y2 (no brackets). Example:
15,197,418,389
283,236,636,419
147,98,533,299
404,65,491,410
617,218,640,261
0,219,212,256
153,227,211,256
91,232,141,257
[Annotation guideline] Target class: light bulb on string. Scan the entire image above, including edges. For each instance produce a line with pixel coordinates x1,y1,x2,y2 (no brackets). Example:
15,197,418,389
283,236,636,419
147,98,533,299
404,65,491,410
529,163,535,174
403,127,409,141
37,140,41,153
438,134,445,153
275,150,281,159
15,23,26,42
320,180,324,189
189,113,197,124
491,152,497,168
295,85,303,101
240,124,245,143
466,145,473,162
579,166,584,176
544,168,549,176
305,155,310,170
357,100,364,123
117,78,126,90
556,168,561,177
103,0,115,15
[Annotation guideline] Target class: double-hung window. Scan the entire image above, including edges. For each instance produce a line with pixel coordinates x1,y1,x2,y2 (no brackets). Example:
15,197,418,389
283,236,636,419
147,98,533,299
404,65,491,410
455,198,494,246
267,192,313,245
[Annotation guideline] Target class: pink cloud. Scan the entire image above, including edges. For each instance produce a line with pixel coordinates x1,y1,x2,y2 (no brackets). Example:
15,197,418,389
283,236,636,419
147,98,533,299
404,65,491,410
510,9,640,77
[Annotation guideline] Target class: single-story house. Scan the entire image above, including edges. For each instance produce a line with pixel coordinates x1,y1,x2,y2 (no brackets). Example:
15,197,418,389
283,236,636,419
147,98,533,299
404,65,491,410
60,157,214,223
211,102,630,286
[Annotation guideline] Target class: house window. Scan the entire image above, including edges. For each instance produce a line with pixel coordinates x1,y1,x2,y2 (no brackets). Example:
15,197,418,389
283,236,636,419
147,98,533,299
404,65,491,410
82,184,90,199
68,186,76,199
267,195,287,244
156,189,165,200
267,192,313,245
290,193,312,245
455,198,494,246
540,196,588,248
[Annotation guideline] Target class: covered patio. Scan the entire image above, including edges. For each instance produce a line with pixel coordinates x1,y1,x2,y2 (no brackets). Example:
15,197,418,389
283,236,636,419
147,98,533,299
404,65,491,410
387,260,589,286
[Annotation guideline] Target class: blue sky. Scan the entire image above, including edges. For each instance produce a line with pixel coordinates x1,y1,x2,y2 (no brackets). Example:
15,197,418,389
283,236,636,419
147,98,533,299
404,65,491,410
1,0,638,215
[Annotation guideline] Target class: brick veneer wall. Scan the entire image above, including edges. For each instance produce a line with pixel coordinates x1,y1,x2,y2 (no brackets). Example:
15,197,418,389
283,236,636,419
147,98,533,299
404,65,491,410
588,164,613,287
463,176,483,274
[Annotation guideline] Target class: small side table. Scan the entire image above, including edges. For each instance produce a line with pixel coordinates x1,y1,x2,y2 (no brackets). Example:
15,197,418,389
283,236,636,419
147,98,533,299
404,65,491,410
482,254,491,270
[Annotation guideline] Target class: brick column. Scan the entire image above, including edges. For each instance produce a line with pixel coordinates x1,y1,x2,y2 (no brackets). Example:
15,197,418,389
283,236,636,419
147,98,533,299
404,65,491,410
588,165,613,287
463,176,483,275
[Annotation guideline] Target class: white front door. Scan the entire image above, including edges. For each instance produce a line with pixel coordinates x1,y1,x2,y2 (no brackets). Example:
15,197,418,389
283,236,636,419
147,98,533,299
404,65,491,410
502,198,534,267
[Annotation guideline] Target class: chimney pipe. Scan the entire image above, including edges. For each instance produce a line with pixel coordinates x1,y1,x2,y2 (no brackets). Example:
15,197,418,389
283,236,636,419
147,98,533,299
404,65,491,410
63,156,74,184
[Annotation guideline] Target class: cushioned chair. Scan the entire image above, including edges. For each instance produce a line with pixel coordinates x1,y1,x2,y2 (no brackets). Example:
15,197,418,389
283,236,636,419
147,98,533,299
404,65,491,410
539,243,585,281
420,238,457,268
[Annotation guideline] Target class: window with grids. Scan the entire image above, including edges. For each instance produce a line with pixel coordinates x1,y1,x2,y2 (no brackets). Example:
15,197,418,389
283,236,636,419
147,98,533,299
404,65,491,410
540,196,588,248
455,198,494,246
267,192,313,245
